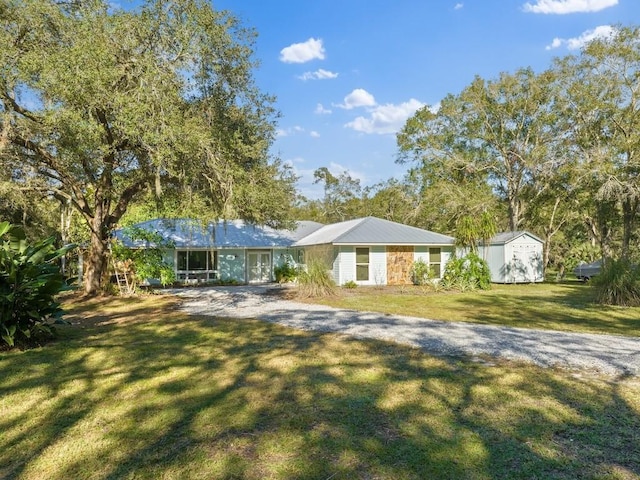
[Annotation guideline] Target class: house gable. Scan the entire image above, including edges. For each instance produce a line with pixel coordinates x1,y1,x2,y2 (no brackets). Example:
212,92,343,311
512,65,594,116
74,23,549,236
294,216,455,247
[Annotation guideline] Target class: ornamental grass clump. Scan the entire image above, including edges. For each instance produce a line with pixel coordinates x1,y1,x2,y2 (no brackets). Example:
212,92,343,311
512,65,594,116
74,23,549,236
592,258,640,306
296,260,336,298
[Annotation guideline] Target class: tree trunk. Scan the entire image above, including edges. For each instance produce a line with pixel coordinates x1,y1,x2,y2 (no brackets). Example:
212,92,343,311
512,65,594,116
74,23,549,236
621,198,638,260
541,197,564,270
83,216,110,295
60,199,72,276
507,194,520,232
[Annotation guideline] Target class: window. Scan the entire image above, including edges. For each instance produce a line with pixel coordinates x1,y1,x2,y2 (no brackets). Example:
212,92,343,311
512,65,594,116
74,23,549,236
356,247,369,281
177,250,218,271
188,251,207,270
429,248,441,278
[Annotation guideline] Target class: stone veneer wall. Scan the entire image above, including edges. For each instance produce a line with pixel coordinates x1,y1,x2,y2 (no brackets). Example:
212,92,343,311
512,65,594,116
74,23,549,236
386,246,414,285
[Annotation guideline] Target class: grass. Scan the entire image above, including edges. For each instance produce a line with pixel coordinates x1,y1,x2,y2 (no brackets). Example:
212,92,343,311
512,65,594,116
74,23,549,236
308,281,640,337
1,293,639,479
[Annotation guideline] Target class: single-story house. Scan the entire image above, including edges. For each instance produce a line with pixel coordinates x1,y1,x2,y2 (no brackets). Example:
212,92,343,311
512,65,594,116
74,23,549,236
114,218,323,284
478,231,544,283
114,216,455,286
293,216,455,286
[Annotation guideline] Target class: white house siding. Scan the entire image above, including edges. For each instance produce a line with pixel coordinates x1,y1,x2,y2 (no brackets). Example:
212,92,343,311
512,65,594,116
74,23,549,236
441,247,453,276
337,247,356,285
414,246,429,263
414,245,453,280
332,247,341,283
370,246,387,285
333,245,387,286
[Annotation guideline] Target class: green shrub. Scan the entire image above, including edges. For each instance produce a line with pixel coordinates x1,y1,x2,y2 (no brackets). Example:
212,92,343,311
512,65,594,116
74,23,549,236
297,260,336,298
592,259,640,306
0,221,75,348
441,252,492,292
410,259,432,285
111,227,175,293
274,262,299,283
343,280,357,289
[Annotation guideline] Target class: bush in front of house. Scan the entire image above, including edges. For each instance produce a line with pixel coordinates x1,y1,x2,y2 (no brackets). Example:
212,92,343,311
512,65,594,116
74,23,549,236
592,258,640,306
441,252,491,292
274,262,299,283
410,259,432,285
0,221,75,348
296,260,336,298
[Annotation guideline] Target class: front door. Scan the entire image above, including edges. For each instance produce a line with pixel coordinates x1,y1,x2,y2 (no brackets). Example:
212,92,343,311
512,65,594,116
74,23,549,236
247,251,271,283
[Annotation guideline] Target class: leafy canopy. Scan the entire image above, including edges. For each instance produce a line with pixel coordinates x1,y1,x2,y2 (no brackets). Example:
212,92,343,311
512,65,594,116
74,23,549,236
0,0,296,293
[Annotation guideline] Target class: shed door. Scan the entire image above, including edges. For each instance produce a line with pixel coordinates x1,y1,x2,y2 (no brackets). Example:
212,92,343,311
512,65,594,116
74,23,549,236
511,243,541,282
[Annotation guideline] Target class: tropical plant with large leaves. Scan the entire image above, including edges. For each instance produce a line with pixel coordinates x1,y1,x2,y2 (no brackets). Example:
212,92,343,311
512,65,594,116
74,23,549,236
0,221,75,348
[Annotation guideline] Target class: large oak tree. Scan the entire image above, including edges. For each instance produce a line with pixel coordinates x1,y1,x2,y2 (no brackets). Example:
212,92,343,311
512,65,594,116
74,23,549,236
0,0,295,294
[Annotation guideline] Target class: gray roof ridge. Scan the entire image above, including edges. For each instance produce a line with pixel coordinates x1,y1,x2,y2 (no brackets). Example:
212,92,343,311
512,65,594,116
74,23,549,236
330,217,368,243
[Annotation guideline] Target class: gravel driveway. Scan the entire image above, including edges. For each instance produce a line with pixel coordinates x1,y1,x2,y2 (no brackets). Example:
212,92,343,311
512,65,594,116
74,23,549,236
170,285,640,377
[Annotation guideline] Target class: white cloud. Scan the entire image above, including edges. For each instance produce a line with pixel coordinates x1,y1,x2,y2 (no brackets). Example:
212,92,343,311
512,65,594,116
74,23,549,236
546,38,564,50
523,0,617,14
276,125,305,137
327,162,368,183
279,38,325,64
336,88,376,110
545,25,614,50
345,98,425,135
298,69,339,81
315,103,332,115
454,3,464,9
310,131,320,138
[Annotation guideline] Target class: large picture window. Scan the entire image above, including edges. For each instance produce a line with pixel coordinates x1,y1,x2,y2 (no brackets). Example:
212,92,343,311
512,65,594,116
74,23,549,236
177,250,218,273
356,247,369,281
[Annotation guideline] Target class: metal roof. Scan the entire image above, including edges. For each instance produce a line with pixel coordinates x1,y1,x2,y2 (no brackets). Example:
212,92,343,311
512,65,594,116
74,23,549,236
114,219,324,249
293,216,455,246
484,231,544,246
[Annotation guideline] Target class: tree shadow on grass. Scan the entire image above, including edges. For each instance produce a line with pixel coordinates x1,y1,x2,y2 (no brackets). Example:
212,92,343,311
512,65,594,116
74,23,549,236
432,282,640,336
0,294,639,479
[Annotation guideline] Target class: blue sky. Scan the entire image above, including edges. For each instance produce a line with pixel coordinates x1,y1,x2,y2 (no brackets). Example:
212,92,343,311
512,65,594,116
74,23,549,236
212,0,640,199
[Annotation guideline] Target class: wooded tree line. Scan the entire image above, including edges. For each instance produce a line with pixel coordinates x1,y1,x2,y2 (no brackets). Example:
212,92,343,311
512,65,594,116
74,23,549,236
296,25,640,277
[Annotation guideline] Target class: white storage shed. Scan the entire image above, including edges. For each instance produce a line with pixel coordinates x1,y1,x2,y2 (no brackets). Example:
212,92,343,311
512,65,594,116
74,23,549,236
478,231,544,283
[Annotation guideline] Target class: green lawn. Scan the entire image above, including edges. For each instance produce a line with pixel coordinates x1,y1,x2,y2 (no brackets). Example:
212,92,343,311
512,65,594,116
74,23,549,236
309,281,640,337
1,294,639,479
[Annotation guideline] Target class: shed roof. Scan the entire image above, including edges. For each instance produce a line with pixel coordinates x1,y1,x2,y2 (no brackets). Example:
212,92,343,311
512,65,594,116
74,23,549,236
484,231,544,246
293,216,455,246
114,219,324,249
